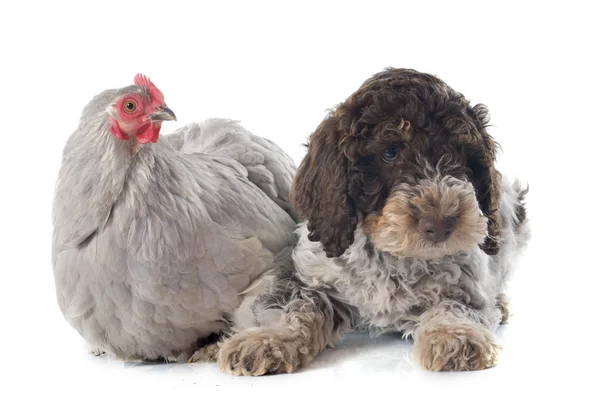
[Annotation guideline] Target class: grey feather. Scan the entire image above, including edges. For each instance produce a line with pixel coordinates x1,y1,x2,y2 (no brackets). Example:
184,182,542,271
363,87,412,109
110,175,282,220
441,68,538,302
52,87,297,361
164,119,300,223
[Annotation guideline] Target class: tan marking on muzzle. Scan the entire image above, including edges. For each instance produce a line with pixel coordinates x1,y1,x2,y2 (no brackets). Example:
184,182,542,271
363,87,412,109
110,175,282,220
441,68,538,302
363,176,488,259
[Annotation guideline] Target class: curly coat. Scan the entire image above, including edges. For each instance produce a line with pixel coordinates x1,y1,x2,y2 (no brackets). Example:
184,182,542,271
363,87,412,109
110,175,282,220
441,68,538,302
193,68,530,375
290,68,503,257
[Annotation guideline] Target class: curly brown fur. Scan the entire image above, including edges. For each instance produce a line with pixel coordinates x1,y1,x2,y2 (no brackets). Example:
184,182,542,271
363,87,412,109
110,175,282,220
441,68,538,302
289,118,358,258
290,67,502,257
217,68,529,375
362,168,488,259
414,302,501,371
217,271,355,376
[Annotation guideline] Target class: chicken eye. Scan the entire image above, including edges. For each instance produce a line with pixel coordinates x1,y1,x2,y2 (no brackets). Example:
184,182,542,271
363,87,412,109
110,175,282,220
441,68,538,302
382,146,399,163
123,100,137,113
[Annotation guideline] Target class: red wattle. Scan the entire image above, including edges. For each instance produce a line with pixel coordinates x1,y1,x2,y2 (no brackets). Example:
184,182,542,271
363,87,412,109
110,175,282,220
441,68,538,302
151,124,161,143
136,123,161,144
110,120,129,140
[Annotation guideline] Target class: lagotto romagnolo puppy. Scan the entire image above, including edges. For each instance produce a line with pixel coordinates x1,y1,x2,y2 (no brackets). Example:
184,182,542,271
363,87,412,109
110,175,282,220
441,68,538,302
191,68,530,374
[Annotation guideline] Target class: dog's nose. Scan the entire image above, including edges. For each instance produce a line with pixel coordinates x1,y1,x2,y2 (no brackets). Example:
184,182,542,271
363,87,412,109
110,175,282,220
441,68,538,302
419,217,457,243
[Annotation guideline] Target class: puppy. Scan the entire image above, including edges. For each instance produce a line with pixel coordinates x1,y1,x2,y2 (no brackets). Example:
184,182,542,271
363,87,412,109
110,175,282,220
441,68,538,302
197,68,530,374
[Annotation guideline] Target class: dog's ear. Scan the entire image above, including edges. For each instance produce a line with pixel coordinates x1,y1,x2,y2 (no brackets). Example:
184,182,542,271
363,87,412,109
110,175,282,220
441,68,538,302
467,104,502,255
290,116,358,258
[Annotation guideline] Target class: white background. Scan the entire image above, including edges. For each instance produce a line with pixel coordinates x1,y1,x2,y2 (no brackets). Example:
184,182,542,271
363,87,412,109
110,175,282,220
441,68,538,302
1,1,598,408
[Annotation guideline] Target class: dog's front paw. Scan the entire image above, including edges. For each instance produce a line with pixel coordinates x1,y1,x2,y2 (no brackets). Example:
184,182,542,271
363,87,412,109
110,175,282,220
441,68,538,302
217,328,304,376
414,322,500,371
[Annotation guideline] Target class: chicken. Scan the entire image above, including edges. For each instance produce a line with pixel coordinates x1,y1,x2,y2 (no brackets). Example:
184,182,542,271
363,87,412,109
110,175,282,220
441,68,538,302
51,74,298,362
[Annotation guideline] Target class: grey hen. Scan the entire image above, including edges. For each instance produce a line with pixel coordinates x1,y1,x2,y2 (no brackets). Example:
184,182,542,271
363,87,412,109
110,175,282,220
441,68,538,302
51,74,297,361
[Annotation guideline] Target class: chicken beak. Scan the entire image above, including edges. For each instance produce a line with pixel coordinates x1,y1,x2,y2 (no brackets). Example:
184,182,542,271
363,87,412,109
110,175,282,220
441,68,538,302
149,106,177,122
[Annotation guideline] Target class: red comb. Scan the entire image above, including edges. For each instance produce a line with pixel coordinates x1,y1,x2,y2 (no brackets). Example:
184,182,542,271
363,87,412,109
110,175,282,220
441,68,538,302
134,74,164,104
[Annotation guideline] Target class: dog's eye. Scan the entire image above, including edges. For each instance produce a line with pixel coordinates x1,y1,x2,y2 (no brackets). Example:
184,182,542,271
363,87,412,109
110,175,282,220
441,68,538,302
382,146,399,163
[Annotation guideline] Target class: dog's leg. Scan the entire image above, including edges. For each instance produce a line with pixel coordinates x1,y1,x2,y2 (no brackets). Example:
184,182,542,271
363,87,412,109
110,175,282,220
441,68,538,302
413,300,501,371
217,286,353,376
